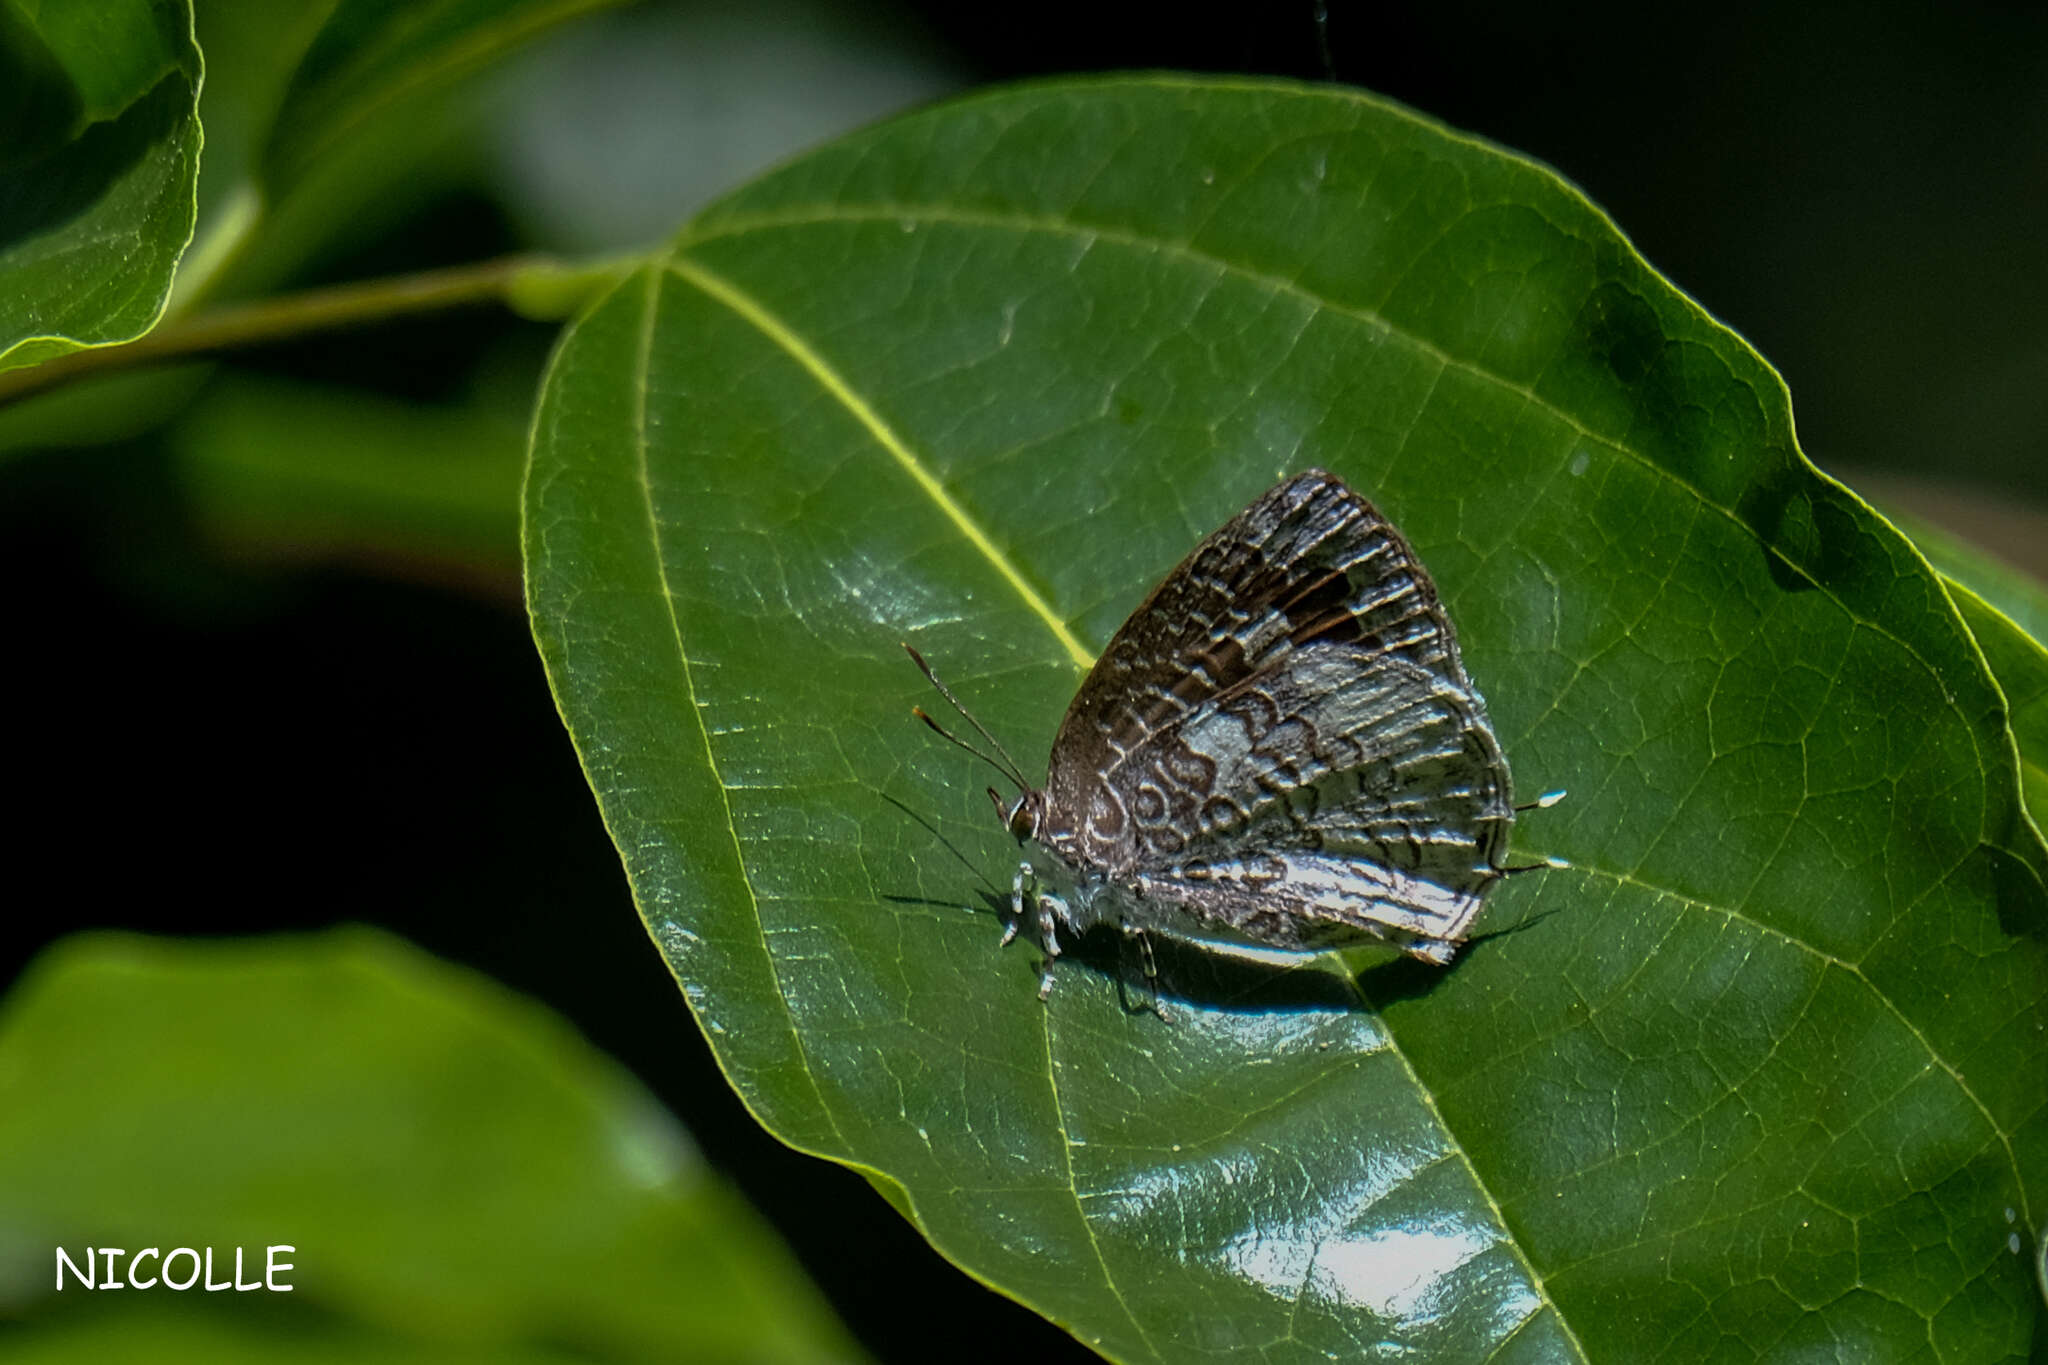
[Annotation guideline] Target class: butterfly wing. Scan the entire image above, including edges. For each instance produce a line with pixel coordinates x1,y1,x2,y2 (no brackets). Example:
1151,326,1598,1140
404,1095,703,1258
1039,469,1512,956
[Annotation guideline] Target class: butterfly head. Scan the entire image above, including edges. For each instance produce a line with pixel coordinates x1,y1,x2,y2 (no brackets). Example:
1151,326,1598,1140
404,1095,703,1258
990,786,1044,844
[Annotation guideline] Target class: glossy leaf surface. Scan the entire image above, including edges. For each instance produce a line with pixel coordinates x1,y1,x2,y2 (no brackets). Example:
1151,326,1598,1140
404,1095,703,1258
0,0,200,371
0,929,864,1364
527,77,2048,1361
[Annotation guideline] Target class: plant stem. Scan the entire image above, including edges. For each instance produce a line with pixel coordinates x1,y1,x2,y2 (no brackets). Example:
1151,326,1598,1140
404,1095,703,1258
0,254,559,408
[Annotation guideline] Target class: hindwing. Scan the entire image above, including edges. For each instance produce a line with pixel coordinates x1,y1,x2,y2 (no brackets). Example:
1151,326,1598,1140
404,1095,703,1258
1117,646,1512,954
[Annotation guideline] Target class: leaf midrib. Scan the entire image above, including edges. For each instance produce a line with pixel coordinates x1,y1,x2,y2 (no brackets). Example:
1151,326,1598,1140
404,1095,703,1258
662,253,1093,671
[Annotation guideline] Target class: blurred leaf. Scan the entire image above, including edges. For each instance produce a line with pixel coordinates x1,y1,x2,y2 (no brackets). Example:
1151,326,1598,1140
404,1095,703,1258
1883,507,2048,832
263,0,619,191
190,0,623,302
0,0,201,371
0,928,866,1364
178,0,329,259
526,77,2048,1361
0,364,212,457
168,370,525,584
487,0,959,253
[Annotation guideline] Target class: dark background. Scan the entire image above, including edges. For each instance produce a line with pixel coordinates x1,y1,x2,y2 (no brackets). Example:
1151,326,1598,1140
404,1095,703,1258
5,3,2045,1361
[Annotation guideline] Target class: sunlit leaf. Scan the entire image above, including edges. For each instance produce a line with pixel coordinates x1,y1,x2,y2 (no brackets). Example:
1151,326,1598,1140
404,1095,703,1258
526,76,2048,1361
0,929,865,1364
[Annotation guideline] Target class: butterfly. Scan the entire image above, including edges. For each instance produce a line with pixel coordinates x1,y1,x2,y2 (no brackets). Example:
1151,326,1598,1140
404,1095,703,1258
909,469,1558,1003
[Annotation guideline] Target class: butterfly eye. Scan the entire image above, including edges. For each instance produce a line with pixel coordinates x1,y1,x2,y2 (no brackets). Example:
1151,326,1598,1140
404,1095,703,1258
1005,793,1038,843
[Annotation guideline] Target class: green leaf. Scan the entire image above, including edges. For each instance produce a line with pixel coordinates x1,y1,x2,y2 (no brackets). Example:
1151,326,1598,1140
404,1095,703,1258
526,76,2048,1361
0,929,866,1365
0,0,201,371
1884,507,2048,833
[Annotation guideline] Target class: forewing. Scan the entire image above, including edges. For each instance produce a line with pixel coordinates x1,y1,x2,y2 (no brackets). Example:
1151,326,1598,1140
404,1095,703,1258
1043,469,1479,871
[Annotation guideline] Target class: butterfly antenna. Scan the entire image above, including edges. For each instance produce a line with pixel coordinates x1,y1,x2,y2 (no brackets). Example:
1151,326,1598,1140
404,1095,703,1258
911,706,1027,790
903,643,1031,792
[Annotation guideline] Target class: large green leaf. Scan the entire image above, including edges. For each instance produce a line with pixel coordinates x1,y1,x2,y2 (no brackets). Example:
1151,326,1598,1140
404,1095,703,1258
526,76,2048,1361
0,929,864,1364
0,0,201,371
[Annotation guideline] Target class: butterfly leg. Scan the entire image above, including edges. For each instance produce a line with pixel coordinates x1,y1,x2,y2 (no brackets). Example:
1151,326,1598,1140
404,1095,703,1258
1395,933,1459,966
1034,892,1067,999
1124,926,1171,1022
1003,861,1032,947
